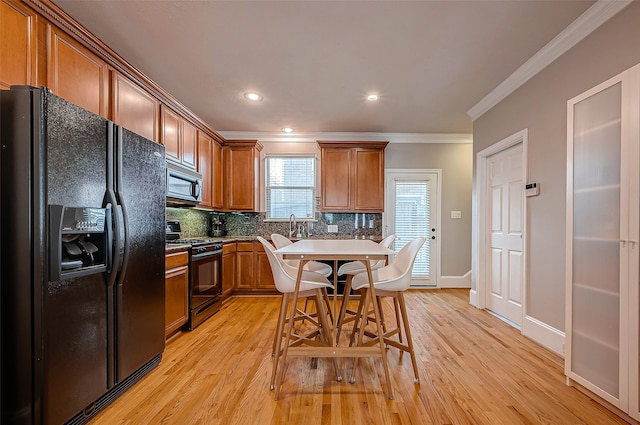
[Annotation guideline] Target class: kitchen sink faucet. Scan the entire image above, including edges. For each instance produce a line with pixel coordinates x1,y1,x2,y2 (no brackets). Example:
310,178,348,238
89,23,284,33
289,214,297,238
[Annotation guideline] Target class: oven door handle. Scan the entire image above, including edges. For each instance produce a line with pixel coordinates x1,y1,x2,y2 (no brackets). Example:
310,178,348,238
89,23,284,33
191,250,222,260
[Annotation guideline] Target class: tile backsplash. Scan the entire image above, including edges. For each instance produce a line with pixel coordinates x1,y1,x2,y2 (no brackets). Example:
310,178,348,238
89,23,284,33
166,207,209,238
166,207,382,239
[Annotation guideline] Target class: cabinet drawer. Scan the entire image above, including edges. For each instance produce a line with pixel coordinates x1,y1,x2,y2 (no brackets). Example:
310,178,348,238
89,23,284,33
166,251,189,269
222,242,237,254
165,264,189,338
237,242,253,252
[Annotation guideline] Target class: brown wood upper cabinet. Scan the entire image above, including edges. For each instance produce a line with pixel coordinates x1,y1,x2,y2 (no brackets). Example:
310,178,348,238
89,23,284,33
318,141,388,212
111,71,160,142
0,0,37,90
161,105,197,170
223,140,263,211
47,26,109,117
197,130,213,207
197,131,224,209
211,139,223,209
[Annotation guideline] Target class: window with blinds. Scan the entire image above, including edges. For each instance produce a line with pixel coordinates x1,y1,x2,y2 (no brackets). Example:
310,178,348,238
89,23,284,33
266,156,315,219
394,181,430,277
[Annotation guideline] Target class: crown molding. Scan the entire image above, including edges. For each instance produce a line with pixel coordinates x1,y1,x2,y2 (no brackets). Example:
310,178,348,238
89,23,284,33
27,0,226,144
467,0,633,121
218,131,472,144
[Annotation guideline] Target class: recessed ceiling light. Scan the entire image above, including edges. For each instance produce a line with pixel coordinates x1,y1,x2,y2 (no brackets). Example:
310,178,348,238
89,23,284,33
367,94,379,101
244,92,263,101
282,127,294,133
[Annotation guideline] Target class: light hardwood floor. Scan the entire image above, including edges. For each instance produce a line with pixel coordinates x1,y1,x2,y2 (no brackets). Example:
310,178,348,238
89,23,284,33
89,289,628,425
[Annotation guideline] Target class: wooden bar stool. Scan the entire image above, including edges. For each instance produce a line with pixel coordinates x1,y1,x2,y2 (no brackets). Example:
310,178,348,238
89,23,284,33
335,234,395,342
349,237,426,384
257,237,338,397
271,233,334,324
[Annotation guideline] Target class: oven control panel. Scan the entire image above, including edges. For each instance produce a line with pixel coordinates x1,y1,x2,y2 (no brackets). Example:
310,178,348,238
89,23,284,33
192,244,223,255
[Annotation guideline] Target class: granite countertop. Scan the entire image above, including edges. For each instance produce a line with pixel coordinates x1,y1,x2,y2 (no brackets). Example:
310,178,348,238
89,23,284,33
165,244,191,254
166,235,382,252
219,235,381,242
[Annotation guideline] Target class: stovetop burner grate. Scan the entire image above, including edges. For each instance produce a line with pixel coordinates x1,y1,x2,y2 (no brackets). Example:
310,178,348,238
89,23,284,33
167,238,219,244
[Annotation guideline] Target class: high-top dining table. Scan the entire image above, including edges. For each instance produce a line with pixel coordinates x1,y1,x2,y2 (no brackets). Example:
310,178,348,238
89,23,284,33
274,238,395,399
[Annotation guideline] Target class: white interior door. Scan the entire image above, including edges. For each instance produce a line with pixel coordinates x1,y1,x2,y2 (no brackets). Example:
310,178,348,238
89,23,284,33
384,170,440,287
485,143,524,326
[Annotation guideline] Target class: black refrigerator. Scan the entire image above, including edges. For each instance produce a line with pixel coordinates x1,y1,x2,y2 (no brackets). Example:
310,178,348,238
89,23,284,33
0,86,166,425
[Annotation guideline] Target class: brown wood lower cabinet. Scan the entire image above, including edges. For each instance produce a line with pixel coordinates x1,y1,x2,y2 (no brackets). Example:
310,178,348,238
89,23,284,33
165,250,189,340
235,241,276,292
222,242,236,299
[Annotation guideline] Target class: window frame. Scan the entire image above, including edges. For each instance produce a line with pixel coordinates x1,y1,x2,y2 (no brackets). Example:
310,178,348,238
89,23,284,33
265,154,317,221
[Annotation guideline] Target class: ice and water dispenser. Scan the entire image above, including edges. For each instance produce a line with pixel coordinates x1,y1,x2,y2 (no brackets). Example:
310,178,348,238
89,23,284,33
49,205,111,280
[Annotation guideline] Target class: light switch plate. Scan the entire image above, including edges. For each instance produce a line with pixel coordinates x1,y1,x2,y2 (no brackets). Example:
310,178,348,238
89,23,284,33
328,224,338,233
451,210,462,219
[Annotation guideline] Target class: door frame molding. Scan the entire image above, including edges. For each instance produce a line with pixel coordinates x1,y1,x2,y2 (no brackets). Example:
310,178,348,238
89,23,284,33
383,168,442,287
471,129,528,320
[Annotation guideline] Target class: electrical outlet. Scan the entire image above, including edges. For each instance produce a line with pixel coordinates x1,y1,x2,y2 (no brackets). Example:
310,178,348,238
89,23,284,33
451,210,462,219
328,224,338,233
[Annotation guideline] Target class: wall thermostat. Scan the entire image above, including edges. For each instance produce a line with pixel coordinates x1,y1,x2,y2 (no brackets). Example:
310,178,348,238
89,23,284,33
525,182,540,197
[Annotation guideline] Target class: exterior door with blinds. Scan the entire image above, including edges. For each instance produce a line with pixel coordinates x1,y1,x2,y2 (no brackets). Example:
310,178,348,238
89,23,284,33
384,170,439,287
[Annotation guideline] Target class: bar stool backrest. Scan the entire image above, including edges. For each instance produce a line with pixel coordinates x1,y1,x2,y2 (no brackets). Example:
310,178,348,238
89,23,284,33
258,236,299,293
353,237,426,292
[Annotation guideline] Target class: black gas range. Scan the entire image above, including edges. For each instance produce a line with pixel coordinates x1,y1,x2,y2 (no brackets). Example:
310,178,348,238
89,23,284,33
166,221,223,330
168,237,223,252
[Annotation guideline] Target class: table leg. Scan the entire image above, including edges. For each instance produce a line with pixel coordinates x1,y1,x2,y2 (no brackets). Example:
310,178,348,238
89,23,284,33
350,286,371,381
348,260,393,400
313,288,342,382
333,260,338,329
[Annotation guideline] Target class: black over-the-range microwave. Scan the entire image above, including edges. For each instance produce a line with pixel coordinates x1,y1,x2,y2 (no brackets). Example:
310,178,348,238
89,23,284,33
166,161,203,207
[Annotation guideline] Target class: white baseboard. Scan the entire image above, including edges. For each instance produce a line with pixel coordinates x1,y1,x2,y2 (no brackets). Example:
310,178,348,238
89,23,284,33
439,270,471,288
469,288,478,307
467,288,565,356
522,315,565,356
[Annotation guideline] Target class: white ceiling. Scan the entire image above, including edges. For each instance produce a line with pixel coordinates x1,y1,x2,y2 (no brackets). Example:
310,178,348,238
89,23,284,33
53,0,599,137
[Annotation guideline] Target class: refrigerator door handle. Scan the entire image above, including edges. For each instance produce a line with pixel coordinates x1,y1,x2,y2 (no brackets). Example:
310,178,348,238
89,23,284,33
116,200,130,285
106,190,123,288
105,204,113,273
115,125,131,285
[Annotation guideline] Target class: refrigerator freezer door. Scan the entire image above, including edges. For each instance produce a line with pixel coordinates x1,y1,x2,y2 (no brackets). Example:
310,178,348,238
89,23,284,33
45,92,111,424
114,126,166,383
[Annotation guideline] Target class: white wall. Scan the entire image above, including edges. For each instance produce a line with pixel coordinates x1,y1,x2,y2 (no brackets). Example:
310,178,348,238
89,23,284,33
472,3,640,339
